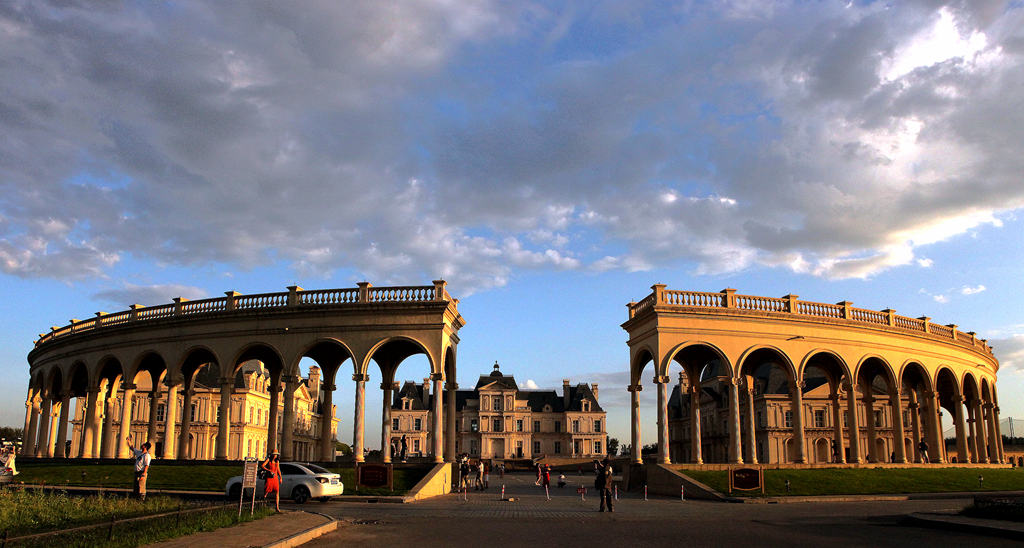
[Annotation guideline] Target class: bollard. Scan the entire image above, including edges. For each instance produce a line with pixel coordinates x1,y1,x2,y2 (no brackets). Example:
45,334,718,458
979,474,984,488
785,479,791,494
463,485,468,502
546,484,551,501
614,485,618,501
176,504,182,526
644,484,648,501
681,484,685,501
107,516,115,540
501,484,505,500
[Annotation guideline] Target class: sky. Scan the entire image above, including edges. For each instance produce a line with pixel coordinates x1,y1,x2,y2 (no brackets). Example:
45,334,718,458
2,0,1024,450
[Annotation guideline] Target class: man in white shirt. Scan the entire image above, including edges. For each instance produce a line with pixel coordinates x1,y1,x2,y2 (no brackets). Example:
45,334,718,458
126,437,152,501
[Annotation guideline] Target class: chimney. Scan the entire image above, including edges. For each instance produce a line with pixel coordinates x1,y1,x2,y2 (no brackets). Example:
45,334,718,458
591,383,599,402
308,366,321,402
423,378,431,408
563,379,571,409
678,371,689,392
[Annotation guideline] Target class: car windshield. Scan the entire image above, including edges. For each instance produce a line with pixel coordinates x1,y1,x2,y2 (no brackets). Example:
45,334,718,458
304,464,331,474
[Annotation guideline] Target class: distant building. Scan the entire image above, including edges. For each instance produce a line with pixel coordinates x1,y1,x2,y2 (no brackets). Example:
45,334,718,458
70,361,338,460
390,362,607,460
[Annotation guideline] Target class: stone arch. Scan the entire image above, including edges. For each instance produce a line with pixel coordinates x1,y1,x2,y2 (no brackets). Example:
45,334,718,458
66,361,90,397
662,341,731,380
443,345,456,383
738,346,797,392
294,338,354,382
899,361,933,394
737,345,797,384
363,336,436,381
180,346,220,385
231,342,286,375
130,351,169,391
630,344,657,386
801,350,851,395
854,355,897,391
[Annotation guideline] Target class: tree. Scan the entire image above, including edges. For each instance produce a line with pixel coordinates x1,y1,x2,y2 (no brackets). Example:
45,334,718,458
619,444,631,456
0,427,22,443
335,441,352,456
641,442,658,454
607,437,620,457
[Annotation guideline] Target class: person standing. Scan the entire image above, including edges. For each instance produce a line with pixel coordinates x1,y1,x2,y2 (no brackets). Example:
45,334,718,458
125,437,151,502
595,457,614,512
542,464,551,489
919,440,930,463
400,435,408,462
483,461,491,490
262,451,282,512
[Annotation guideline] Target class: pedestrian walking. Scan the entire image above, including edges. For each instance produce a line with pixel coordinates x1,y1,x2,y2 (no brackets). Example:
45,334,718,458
483,461,491,490
542,464,551,488
499,462,505,479
459,456,471,490
595,457,614,512
400,434,408,462
535,462,542,486
262,451,282,512
125,436,151,501
918,440,930,462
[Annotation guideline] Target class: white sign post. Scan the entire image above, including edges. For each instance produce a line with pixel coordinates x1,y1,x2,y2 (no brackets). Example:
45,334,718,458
240,459,259,517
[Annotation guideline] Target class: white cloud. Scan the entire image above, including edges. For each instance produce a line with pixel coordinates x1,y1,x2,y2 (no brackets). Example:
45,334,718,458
933,294,949,304
917,258,934,268
961,284,987,295
989,333,1024,371
93,283,208,307
523,379,539,389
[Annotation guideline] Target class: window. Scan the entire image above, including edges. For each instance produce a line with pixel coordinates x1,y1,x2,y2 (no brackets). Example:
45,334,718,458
403,400,411,410
217,405,221,422
842,411,848,426
516,419,524,432
574,440,582,454
249,406,253,422
470,419,479,432
784,411,793,428
247,439,252,457
414,418,422,431
594,441,602,455
492,419,503,432
874,410,883,427
413,439,420,453
156,403,165,422
533,441,541,454
493,396,502,411
392,418,399,431
533,420,540,432
470,440,478,455
190,404,197,422
572,420,580,433
582,401,590,412
757,411,763,428
554,441,561,454
903,410,910,425
554,421,561,433
594,420,601,432
814,410,825,428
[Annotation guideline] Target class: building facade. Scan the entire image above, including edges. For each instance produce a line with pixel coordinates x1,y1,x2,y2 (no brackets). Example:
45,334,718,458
390,363,607,460
69,361,338,460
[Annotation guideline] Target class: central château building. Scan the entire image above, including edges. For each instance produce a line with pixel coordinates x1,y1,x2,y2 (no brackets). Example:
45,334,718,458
389,362,607,459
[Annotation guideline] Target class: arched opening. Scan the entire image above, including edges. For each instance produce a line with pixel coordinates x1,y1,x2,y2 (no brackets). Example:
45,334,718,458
981,379,997,463
803,352,850,464
962,374,984,463
900,362,931,463
667,344,730,464
856,357,896,463
36,367,65,458
232,344,285,460
177,348,218,460
296,340,353,463
67,362,89,457
132,352,168,454
365,338,433,463
739,348,797,464
95,357,125,458
935,368,962,464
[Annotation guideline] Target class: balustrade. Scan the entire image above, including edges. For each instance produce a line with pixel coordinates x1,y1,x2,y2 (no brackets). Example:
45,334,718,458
796,301,842,318
735,295,787,312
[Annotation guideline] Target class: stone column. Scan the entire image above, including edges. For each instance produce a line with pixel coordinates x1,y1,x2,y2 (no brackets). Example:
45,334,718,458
628,384,642,464
745,380,758,464
924,391,943,463
689,384,702,464
909,395,923,463
791,381,806,464
889,389,907,463
80,387,100,458
830,392,845,463
216,379,232,459
655,375,670,464
46,402,60,458
381,381,395,463
100,383,119,458
320,382,336,462
54,392,71,458
281,376,299,461
966,404,978,463
353,374,367,463
147,390,160,446
163,381,180,459
985,403,998,464
431,374,444,463
267,374,281,454
24,395,40,457
864,394,877,462
21,389,34,456
177,385,193,459
445,381,457,462
954,397,969,464
117,384,136,458
728,378,742,464
844,382,862,463
995,406,1005,463
973,399,988,463
34,395,52,458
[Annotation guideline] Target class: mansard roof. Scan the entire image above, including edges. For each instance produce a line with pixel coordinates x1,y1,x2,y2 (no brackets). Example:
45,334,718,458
391,381,430,410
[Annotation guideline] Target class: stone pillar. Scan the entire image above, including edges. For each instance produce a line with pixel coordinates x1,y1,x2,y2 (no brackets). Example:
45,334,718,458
177,385,193,459
745,381,758,464
217,379,232,460
100,383,118,458
381,381,395,463
24,396,40,457
985,403,998,464
924,391,944,463
118,384,136,458
967,404,978,463
728,378,742,464
844,382,862,463
830,392,845,463
889,389,907,463
628,384,642,464
864,394,877,463
54,392,71,458
973,399,988,463
281,376,299,461
445,381,457,462
320,382,336,462
353,374,367,463
655,375,670,464
431,374,444,463
21,389,34,456
80,387,100,458
954,397,969,464
147,390,160,447
267,374,281,454
163,381,180,459
909,395,923,463
995,406,1005,463
46,401,60,458
790,381,806,464
34,396,52,458
689,384,702,464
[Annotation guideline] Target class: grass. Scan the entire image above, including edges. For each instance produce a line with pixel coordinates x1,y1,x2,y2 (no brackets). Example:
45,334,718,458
330,466,426,496
0,489,185,536
682,468,1024,497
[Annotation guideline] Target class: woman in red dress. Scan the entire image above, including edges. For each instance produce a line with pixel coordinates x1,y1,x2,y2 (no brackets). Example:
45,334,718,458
262,451,281,512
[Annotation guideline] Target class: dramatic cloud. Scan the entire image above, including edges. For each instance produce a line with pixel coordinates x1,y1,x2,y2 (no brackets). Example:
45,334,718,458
990,334,1024,372
2,1,1023,291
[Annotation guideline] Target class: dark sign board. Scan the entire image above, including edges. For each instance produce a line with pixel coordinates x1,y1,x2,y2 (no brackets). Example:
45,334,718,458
729,467,763,493
357,463,393,490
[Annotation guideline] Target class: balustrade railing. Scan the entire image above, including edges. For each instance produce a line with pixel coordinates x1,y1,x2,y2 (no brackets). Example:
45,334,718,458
627,287,992,356
35,283,449,346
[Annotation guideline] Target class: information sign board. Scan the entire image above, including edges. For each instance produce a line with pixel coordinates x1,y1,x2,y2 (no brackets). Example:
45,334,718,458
728,467,764,493
242,460,259,489
357,463,393,490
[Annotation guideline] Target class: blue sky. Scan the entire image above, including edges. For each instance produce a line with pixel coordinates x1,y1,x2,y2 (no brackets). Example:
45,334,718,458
2,1,1023,448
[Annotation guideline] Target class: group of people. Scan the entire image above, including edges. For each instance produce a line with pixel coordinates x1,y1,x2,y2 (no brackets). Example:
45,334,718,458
456,454,491,490
390,434,409,462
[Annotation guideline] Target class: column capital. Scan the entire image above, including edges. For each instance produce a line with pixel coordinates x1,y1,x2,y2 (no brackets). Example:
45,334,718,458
995,406,1000,413
908,401,919,410
889,388,902,398
121,383,137,391
381,382,398,390
164,375,184,388
726,377,739,386
984,402,994,410
842,381,855,392
445,381,459,390
324,383,337,392
428,372,444,382
627,384,643,393
352,373,370,382
282,375,301,385
652,375,670,384
219,377,235,387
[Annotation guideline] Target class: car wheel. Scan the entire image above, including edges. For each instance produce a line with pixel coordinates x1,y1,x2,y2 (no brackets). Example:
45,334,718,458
292,485,310,504
228,484,242,500
318,497,330,503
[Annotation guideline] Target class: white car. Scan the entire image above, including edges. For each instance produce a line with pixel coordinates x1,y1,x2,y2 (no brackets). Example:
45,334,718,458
225,462,343,504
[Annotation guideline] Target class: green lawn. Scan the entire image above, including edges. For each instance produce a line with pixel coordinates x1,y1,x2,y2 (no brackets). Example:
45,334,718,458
330,466,427,496
683,468,1024,497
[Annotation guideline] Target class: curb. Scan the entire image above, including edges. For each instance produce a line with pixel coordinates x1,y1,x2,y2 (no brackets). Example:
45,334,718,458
263,511,338,548
905,512,1024,541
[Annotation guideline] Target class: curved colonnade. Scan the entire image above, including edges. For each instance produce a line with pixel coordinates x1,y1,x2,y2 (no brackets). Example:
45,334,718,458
623,286,1004,466
22,282,465,463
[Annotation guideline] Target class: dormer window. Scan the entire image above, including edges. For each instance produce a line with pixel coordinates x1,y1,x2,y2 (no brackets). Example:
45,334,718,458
403,399,411,410
582,401,590,412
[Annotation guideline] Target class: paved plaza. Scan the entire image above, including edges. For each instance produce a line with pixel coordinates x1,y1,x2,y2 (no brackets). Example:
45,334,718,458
297,473,1018,547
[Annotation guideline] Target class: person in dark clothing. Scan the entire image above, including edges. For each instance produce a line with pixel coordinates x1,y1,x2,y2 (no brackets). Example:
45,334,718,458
595,457,614,512
919,440,930,463
400,435,408,461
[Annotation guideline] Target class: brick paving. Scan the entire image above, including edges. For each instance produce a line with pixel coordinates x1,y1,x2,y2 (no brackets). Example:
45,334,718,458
144,509,331,548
